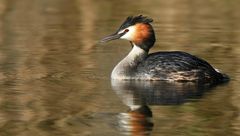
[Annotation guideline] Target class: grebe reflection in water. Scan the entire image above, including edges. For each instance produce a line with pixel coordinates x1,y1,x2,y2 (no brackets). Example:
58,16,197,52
111,80,217,135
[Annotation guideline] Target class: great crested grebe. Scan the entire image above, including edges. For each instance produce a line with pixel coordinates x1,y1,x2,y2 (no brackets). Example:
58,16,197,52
101,15,228,82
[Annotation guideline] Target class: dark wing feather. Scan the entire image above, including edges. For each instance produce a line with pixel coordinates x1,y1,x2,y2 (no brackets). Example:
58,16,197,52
137,51,223,81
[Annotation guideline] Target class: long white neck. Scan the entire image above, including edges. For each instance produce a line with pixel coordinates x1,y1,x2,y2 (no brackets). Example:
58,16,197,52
111,45,148,80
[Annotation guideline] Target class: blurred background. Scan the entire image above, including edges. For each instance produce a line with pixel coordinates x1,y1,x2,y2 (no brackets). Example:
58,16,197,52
0,0,239,136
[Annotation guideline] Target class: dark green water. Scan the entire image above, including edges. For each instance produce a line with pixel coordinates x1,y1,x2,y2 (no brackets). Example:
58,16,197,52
0,0,239,136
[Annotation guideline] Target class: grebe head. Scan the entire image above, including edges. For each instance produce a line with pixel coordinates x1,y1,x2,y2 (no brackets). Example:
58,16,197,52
101,15,156,52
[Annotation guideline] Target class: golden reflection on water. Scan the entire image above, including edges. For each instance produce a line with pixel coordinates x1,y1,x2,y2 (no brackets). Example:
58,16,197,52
0,0,239,136
112,79,220,136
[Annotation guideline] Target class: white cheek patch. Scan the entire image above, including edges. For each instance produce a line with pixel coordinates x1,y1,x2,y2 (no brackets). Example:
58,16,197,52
118,26,136,41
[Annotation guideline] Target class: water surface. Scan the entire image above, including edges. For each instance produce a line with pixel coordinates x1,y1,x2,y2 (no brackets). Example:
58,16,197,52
0,0,239,136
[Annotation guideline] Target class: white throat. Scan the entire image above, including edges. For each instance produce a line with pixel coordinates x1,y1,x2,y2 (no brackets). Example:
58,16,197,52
111,45,147,80
125,45,146,61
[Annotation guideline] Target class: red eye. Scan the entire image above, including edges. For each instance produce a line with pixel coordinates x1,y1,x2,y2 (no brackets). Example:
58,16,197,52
124,29,129,33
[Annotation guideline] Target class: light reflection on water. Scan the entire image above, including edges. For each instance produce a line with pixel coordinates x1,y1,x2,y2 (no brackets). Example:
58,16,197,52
0,0,239,136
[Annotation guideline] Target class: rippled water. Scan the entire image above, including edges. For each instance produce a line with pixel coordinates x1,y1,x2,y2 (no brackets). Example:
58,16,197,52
0,0,239,136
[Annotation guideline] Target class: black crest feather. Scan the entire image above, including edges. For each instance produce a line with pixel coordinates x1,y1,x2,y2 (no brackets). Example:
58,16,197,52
118,15,153,31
